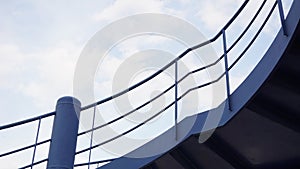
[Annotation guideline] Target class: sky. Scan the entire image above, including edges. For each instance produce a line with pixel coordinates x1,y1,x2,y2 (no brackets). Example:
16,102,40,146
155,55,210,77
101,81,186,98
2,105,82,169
0,0,293,168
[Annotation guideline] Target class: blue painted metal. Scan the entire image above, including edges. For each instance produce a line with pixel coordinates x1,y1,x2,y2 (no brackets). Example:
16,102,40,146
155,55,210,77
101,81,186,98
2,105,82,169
21,158,49,169
0,112,55,130
47,96,81,169
222,29,232,111
31,117,41,169
80,0,250,111
99,0,300,168
74,158,115,167
277,0,288,36
1,0,299,168
0,112,54,168
175,60,178,140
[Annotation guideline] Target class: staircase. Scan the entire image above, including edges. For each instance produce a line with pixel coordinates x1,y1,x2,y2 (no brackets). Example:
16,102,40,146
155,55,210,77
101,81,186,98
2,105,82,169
141,12,300,169
0,0,299,169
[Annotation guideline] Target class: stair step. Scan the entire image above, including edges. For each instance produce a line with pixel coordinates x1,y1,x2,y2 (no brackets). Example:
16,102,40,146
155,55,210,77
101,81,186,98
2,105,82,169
177,136,235,169
278,53,300,75
270,72,300,95
169,148,198,169
271,61,300,94
254,83,300,119
248,82,300,131
209,108,300,169
154,153,184,169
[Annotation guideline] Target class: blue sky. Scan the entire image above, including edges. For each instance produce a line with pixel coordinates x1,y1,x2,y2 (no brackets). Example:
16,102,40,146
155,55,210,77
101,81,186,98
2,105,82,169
0,0,293,168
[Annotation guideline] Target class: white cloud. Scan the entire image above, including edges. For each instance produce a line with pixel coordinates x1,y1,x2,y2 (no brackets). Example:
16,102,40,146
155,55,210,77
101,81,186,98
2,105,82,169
0,44,25,88
1,0,295,167
16,43,80,111
196,0,243,32
93,0,165,22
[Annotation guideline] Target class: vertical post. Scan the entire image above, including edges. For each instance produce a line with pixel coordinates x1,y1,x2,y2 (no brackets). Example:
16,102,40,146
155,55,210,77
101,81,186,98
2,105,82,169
175,60,178,140
88,106,96,169
277,0,288,36
47,96,81,169
222,29,232,111
31,117,41,169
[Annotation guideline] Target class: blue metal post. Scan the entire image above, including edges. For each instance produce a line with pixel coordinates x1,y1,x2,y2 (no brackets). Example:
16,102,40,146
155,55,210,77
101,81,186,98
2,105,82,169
30,118,42,169
222,29,232,111
31,117,41,169
175,60,178,140
277,0,288,36
47,96,81,169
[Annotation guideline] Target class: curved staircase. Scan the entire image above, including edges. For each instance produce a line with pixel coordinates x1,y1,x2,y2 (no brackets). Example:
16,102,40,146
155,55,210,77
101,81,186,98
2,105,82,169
0,1,299,169
141,6,300,169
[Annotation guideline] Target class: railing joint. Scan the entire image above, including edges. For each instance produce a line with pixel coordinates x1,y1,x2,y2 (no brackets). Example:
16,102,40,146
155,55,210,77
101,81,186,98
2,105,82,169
222,29,232,111
277,0,288,36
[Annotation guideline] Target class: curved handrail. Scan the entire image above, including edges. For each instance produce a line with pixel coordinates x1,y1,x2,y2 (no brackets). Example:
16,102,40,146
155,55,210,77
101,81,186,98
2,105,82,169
76,2,280,164
0,112,55,168
0,0,288,168
78,0,269,137
0,111,55,130
75,1,281,166
0,139,51,158
81,0,250,111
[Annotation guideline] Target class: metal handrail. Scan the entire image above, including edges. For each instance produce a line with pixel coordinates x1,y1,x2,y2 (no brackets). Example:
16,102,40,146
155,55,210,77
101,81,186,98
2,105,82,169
0,139,51,158
81,0,250,111
20,158,48,169
0,0,289,168
77,0,269,137
75,0,281,164
0,112,55,168
0,111,55,130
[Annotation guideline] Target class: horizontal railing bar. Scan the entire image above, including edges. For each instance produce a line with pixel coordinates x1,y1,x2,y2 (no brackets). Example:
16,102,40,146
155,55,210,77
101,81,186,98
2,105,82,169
19,158,48,169
78,83,175,136
220,0,250,35
0,139,51,158
198,0,250,45
229,1,278,71
76,99,176,155
179,72,226,100
0,111,55,131
76,69,230,155
178,54,225,84
79,52,225,136
176,0,266,85
81,48,192,111
80,0,250,111
227,0,267,53
77,0,275,152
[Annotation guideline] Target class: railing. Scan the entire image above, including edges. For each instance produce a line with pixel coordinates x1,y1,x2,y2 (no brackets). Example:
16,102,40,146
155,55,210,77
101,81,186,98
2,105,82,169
0,0,289,168
74,0,287,168
0,112,55,168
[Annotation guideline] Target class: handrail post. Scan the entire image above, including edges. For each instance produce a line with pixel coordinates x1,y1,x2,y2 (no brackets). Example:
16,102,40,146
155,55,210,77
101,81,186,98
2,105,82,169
47,96,81,169
175,59,178,140
31,117,41,169
88,106,96,169
222,29,232,111
277,0,288,36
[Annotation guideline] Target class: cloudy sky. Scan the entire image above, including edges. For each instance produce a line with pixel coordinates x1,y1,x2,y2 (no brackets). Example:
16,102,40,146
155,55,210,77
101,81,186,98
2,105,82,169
0,0,293,168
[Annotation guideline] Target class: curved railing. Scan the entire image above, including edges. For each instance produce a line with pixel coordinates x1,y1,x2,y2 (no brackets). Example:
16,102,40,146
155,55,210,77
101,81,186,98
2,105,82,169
0,112,55,168
0,0,289,168
74,0,287,168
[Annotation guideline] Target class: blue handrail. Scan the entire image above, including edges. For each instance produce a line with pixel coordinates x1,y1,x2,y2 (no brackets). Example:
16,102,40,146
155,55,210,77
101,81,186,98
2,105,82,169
75,1,281,167
81,0,250,111
0,112,55,168
0,0,289,168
